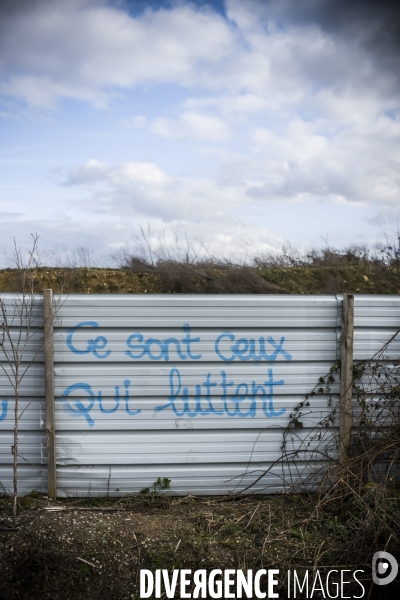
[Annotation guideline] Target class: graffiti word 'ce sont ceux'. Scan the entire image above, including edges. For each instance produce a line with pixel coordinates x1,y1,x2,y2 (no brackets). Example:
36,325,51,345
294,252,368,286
65,322,292,363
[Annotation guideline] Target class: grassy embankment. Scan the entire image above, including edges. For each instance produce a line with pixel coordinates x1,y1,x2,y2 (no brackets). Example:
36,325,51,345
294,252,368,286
0,262,399,294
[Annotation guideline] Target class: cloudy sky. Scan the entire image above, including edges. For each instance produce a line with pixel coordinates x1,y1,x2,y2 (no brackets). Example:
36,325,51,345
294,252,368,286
1,0,399,264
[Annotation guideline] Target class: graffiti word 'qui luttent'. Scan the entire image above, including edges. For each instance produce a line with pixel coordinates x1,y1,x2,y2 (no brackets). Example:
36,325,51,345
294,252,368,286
61,368,285,426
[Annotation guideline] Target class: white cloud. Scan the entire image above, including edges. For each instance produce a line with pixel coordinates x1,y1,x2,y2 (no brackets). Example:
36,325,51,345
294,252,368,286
120,115,147,129
241,112,400,206
2,0,398,143
62,158,245,221
64,159,109,185
184,93,270,116
0,0,235,108
1,0,400,262
152,110,231,142
64,159,173,188
109,162,173,188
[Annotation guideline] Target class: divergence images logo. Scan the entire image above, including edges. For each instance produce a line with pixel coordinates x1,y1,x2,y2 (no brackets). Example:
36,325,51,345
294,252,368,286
372,551,398,586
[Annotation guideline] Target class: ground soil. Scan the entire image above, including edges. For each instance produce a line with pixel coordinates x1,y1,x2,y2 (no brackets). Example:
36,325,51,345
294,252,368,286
1,493,398,600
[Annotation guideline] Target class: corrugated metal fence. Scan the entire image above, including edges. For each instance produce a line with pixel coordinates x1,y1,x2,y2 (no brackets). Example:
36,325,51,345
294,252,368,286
0,295,45,495
1,294,399,497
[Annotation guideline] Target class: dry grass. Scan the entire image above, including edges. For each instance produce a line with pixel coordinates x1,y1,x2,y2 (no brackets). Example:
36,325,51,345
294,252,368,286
0,261,399,296
0,492,385,599
0,268,159,295
1,233,400,295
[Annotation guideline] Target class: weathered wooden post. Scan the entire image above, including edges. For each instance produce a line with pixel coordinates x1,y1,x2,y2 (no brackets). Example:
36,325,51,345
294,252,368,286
43,289,57,498
339,293,354,462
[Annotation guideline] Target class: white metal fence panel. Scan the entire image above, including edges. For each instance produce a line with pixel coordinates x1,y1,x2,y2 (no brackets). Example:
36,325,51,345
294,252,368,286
1,293,399,497
353,296,400,359
0,295,46,495
53,295,341,497
352,296,400,482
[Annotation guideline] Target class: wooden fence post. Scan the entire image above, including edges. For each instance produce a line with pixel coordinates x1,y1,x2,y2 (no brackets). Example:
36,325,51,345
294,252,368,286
43,289,57,499
339,293,354,462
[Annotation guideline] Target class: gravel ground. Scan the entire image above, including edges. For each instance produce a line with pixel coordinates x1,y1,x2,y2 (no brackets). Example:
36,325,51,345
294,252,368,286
0,493,398,599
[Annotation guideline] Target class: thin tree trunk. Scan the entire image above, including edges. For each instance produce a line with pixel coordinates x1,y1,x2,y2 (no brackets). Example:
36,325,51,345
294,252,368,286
13,377,19,518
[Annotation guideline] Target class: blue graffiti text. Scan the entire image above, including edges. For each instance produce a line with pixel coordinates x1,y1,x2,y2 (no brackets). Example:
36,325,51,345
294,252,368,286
0,400,8,422
215,333,292,363
155,367,285,418
126,324,201,361
62,379,140,426
66,321,111,359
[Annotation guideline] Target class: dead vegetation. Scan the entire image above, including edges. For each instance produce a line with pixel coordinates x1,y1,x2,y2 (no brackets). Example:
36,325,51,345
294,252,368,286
1,241,400,296
235,330,400,598
1,228,399,295
1,491,392,600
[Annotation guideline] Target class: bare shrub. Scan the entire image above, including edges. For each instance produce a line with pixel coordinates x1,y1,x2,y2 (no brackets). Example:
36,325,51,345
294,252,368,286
111,223,400,296
0,236,69,515
253,242,379,269
0,236,43,516
241,330,400,587
155,261,282,294
116,225,286,293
